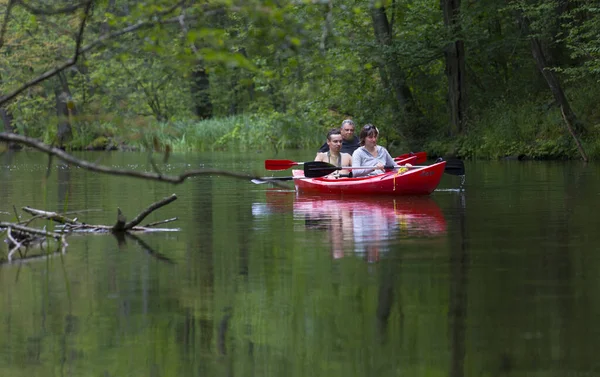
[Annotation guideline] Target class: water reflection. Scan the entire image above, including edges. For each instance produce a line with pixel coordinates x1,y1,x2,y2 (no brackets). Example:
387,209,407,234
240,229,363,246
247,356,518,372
270,192,448,261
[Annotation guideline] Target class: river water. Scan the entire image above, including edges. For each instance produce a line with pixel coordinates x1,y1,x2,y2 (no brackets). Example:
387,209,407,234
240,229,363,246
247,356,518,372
1,150,599,377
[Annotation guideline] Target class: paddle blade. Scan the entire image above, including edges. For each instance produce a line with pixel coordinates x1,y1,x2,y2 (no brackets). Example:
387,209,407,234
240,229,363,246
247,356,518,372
265,159,298,171
251,176,295,184
304,161,339,178
444,159,465,175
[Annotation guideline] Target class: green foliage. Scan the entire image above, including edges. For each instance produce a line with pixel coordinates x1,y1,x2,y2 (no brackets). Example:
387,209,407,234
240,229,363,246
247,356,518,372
3,0,600,158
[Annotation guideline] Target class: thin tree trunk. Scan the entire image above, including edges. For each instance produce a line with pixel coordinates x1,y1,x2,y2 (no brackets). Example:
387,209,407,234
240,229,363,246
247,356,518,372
0,107,21,150
190,62,213,119
441,0,467,135
370,2,425,148
370,4,415,112
179,12,213,119
1,108,12,133
55,72,76,148
518,14,588,161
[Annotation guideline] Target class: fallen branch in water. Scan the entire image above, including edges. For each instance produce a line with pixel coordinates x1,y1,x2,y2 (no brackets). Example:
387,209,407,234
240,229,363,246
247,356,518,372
19,194,179,233
0,221,68,262
1,194,179,264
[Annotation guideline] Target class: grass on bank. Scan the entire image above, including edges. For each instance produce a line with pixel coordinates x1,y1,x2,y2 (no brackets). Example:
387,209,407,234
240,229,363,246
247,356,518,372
425,88,600,160
33,91,600,160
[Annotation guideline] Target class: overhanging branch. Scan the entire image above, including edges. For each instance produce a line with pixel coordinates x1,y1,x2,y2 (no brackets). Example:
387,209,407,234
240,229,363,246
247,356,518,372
0,1,208,106
0,132,267,184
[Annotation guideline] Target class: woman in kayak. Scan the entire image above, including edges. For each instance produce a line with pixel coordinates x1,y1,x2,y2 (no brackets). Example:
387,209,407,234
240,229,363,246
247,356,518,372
351,124,399,177
314,128,353,177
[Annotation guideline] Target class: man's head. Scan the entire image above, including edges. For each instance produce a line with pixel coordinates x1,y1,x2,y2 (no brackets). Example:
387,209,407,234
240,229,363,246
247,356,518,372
340,119,355,141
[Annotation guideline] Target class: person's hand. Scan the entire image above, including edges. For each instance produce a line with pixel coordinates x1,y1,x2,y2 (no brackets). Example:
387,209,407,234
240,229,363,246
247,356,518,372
404,163,413,168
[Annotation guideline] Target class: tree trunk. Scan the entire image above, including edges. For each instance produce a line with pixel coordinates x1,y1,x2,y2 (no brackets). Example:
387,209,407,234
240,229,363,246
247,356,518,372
518,14,588,161
441,0,467,135
370,2,425,149
370,5,415,113
1,108,13,133
0,107,21,150
190,60,213,119
54,72,75,147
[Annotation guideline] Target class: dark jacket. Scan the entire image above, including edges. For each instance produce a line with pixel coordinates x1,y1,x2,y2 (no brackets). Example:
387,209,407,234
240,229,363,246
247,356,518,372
318,136,360,155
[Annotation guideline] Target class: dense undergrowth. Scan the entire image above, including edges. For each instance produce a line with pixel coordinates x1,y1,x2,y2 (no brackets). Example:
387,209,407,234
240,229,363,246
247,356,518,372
33,86,600,161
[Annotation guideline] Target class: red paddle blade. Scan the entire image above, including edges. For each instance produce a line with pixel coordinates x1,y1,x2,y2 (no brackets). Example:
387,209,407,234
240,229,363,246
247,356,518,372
394,151,427,164
265,159,300,171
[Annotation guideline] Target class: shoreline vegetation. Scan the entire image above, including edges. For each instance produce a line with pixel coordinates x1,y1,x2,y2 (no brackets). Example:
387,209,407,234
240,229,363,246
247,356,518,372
7,100,598,161
2,1,600,161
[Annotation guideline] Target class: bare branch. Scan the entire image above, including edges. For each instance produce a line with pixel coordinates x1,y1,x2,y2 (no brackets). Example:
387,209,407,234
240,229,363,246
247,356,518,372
0,3,234,106
21,207,79,224
124,194,177,230
0,12,198,106
143,217,178,228
0,132,259,184
0,0,17,50
0,0,93,105
0,221,63,239
74,1,94,63
179,9,199,54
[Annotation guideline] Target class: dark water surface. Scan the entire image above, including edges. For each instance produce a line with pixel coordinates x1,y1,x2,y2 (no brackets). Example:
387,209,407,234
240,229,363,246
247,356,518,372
1,150,599,377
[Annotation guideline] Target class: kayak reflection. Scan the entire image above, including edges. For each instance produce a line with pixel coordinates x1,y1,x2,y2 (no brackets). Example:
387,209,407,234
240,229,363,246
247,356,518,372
293,194,447,261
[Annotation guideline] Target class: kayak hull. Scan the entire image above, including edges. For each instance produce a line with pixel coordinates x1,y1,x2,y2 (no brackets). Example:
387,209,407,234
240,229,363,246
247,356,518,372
293,160,446,196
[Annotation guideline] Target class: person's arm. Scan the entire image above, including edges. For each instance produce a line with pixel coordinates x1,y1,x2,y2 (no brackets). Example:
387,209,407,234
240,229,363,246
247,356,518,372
382,148,399,167
339,153,353,175
352,149,376,177
315,152,325,162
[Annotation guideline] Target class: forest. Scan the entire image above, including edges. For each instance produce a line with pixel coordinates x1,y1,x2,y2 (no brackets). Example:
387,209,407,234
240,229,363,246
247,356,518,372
1,0,599,160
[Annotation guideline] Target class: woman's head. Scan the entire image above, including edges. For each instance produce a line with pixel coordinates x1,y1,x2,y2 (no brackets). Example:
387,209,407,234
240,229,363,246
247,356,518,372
359,124,379,146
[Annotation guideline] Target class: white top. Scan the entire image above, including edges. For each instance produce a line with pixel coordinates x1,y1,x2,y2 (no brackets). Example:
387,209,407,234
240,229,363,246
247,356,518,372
351,146,398,177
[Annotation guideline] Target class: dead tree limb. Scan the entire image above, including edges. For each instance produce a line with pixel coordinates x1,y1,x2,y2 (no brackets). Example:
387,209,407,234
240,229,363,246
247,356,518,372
21,206,79,224
2,195,180,263
0,132,284,186
1,221,64,239
19,195,180,233
124,194,177,230
1,221,68,262
143,217,178,228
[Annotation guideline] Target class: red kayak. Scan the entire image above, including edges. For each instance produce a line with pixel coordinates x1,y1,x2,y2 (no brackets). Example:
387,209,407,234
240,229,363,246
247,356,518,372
292,159,446,196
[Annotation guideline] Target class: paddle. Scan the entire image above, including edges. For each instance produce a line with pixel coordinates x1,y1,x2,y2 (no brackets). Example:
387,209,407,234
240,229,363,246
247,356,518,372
304,159,466,178
251,173,354,184
265,159,307,171
265,151,427,171
303,161,397,178
251,176,296,184
442,159,465,176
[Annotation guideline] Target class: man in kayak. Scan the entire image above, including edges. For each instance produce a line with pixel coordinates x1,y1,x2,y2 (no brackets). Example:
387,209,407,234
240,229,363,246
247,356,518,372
315,128,353,177
318,119,360,154
351,124,399,177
